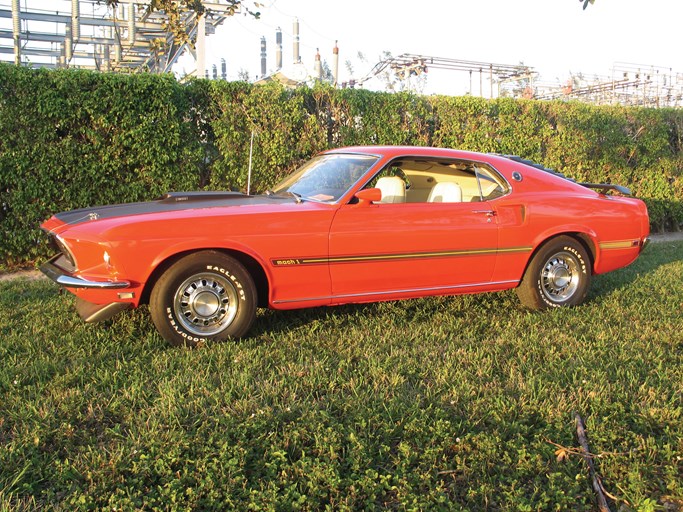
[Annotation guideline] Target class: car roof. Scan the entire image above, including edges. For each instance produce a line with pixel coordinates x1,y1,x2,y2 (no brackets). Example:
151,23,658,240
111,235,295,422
324,145,511,163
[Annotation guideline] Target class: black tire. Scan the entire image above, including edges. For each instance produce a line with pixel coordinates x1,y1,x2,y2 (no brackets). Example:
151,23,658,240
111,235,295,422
150,251,257,347
516,236,591,310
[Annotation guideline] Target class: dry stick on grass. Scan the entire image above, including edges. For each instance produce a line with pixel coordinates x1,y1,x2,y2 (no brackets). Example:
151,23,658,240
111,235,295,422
574,412,612,512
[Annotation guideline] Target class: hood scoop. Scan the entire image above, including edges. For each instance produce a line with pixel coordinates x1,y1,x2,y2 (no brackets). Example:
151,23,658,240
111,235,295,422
159,191,248,203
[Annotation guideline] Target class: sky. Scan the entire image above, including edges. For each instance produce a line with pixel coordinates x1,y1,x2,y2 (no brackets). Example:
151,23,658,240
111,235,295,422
3,0,681,96
188,0,683,96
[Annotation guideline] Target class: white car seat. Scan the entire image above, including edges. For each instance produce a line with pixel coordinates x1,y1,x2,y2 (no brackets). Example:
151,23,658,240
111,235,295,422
376,176,406,203
428,182,463,203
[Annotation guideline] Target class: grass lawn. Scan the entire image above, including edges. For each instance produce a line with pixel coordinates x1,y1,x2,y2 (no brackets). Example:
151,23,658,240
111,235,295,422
1,241,681,511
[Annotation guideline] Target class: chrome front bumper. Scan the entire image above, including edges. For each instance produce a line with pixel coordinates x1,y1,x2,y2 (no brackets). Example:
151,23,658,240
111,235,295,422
40,254,130,290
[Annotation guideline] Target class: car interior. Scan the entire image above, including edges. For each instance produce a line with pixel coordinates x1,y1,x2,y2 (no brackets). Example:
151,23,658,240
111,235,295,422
364,158,509,204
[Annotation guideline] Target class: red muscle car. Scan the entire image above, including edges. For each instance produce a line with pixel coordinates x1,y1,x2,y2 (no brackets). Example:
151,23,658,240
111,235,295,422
40,146,650,347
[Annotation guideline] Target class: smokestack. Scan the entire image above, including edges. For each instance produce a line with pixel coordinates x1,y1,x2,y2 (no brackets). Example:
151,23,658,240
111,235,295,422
332,41,339,87
221,58,226,80
293,18,300,64
212,64,217,80
275,27,282,70
260,36,267,77
196,14,206,78
314,48,322,80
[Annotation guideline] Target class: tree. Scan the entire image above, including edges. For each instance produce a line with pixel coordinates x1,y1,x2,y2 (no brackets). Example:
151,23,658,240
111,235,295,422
321,60,334,84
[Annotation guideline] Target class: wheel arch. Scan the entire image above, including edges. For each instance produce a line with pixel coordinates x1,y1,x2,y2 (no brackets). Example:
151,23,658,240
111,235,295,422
572,232,597,268
140,248,271,308
521,231,597,282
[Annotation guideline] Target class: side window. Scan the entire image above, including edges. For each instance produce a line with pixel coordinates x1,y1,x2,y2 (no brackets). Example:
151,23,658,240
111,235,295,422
360,158,509,204
364,164,411,189
474,165,510,201
361,162,411,204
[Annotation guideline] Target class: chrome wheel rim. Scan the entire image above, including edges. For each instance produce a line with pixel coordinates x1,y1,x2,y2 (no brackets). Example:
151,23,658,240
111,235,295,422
540,252,580,303
173,272,238,336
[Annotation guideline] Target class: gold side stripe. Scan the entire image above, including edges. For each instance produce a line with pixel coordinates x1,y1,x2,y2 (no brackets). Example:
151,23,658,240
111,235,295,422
599,239,639,250
271,246,532,267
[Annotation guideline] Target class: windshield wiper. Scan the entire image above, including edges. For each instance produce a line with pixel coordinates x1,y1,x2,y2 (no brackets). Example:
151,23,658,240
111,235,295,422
264,190,303,203
283,191,303,203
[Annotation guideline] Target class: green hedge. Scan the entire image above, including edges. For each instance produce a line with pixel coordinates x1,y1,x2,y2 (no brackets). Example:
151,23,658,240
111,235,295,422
1,64,681,267
0,66,204,266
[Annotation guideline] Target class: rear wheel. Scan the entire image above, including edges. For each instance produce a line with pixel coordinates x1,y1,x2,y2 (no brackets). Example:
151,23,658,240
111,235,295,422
516,236,591,310
150,251,257,347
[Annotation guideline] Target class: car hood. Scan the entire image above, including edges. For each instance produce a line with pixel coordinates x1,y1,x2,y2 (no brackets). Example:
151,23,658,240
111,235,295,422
51,191,288,227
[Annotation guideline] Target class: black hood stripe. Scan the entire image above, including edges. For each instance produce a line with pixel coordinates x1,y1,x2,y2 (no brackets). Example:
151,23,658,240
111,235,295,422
54,192,287,225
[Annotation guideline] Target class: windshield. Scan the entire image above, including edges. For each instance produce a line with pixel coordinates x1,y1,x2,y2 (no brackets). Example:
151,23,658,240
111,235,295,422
271,154,379,202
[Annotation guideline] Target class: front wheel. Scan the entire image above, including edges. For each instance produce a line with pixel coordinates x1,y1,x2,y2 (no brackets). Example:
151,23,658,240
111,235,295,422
516,236,591,310
150,251,257,347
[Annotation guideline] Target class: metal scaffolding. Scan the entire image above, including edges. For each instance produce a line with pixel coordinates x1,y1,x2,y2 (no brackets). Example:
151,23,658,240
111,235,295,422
533,63,683,107
0,0,233,74
358,53,536,98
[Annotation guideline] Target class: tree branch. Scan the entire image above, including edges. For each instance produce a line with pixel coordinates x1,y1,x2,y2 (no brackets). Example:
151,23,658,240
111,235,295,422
574,412,612,512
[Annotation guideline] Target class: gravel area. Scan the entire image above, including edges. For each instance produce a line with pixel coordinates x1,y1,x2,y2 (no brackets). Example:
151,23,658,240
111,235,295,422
650,231,683,243
0,269,43,282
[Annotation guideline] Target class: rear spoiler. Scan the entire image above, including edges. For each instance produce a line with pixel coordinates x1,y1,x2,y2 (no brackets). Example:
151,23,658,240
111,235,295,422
579,183,631,196
494,154,632,196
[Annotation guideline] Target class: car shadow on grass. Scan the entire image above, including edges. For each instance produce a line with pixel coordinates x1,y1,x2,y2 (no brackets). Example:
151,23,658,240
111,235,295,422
250,302,385,340
247,291,514,341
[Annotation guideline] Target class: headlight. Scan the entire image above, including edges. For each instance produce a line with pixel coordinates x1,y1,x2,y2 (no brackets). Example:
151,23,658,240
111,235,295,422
54,234,78,270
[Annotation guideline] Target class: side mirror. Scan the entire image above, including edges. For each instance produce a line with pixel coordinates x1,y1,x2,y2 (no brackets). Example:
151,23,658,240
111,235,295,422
354,188,382,206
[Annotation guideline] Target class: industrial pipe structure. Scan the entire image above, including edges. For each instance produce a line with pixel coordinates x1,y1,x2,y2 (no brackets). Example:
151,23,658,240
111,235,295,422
0,0,235,75
11,0,19,65
358,53,536,98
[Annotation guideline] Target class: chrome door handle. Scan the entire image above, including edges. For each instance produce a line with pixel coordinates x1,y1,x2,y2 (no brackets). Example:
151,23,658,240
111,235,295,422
472,210,496,222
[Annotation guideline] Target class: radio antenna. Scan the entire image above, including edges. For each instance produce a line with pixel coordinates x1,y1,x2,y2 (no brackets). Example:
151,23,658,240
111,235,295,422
247,130,255,195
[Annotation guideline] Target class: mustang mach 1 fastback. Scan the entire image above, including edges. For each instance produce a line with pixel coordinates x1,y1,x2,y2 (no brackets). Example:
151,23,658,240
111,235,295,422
40,146,650,346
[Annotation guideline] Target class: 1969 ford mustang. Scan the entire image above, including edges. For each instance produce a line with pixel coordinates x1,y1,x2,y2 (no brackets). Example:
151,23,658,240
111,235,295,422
40,146,650,346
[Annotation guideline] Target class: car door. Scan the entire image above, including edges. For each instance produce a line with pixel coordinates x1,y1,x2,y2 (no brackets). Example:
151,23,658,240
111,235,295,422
328,201,499,300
